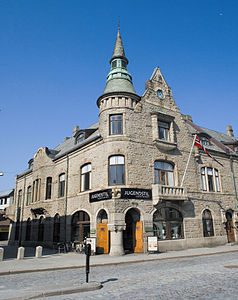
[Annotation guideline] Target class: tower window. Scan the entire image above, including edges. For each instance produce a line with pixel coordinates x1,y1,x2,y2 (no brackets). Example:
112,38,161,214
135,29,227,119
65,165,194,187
110,114,123,135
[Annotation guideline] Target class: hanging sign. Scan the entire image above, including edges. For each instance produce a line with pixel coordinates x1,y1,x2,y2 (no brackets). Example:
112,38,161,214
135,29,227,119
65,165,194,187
148,236,158,252
89,189,112,202
121,188,152,200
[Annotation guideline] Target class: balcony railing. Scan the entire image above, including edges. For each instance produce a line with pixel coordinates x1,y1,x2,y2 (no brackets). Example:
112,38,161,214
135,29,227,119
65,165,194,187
152,184,188,205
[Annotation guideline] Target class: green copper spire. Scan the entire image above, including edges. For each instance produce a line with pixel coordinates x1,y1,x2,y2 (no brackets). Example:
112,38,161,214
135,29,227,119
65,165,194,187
102,27,137,96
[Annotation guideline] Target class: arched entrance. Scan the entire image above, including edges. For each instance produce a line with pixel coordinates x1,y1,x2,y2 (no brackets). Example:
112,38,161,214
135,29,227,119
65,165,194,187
71,211,90,243
25,218,31,241
53,214,60,243
38,216,44,242
96,210,109,254
123,208,143,253
225,210,235,243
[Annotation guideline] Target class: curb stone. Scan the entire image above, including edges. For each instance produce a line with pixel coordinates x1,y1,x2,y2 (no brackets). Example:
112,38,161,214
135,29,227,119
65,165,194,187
4,281,102,300
0,248,238,276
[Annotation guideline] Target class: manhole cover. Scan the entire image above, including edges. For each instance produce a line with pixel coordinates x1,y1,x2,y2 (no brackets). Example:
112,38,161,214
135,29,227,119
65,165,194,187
224,265,238,269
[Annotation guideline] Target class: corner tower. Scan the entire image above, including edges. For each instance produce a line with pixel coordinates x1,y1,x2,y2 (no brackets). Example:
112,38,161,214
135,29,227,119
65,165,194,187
97,28,140,140
97,28,140,107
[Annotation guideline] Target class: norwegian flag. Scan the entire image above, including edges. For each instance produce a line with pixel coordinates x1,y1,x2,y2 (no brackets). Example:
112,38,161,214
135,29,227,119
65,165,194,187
194,135,223,166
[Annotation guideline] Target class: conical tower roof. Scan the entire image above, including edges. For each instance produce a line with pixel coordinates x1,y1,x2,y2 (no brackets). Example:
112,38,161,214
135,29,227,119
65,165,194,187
98,28,138,101
110,28,127,62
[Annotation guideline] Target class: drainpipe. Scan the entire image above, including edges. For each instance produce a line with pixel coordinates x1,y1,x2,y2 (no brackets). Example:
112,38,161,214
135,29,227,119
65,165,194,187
230,156,238,209
64,155,69,243
19,175,26,246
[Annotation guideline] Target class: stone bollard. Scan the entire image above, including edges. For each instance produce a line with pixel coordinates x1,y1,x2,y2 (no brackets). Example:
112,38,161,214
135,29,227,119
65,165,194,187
0,247,4,261
17,247,25,260
35,246,43,258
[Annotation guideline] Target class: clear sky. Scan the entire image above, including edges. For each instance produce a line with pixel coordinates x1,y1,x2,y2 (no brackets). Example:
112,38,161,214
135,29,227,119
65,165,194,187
0,0,237,190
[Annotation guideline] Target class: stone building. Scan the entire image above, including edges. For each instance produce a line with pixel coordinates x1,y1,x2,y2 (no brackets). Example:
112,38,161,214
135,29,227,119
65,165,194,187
7,29,238,255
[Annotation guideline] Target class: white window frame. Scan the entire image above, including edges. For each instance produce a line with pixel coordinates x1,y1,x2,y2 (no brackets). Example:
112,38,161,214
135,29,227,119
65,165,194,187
201,167,220,192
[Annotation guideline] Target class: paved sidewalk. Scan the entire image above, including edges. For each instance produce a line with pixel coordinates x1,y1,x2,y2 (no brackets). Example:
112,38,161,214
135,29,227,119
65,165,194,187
1,243,238,276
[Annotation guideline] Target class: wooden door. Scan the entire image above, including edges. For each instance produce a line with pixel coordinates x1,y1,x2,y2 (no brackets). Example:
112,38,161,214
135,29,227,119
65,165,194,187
134,221,143,253
227,220,235,243
97,223,109,254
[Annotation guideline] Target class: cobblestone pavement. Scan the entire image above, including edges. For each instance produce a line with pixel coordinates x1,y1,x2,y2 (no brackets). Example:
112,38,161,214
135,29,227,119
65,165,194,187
0,252,238,300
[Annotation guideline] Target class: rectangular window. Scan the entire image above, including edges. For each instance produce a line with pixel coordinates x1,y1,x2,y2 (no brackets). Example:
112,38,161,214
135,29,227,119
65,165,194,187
26,186,32,205
17,190,22,207
207,168,214,191
109,155,125,185
215,170,220,192
110,114,123,135
59,174,65,198
46,177,52,200
4,198,7,205
158,121,170,141
81,164,91,192
201,168,206,191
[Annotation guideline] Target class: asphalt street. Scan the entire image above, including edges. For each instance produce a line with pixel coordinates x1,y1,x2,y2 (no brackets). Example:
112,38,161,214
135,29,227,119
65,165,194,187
0,251,238,300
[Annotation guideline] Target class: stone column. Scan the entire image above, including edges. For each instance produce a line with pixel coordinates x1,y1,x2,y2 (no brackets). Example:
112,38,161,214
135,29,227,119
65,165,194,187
17,247,25,260
108,224,126,256
0,247,4,261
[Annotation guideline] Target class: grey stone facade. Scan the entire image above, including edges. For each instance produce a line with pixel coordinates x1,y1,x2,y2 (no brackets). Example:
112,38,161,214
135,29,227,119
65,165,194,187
7,29,238,255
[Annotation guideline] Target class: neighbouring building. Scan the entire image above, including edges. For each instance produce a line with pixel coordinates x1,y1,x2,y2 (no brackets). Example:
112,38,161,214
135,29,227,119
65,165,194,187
7,29,238,255
0,189,14,240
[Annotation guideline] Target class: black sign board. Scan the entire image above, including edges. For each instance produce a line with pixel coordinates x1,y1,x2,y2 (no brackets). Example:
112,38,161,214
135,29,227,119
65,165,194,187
89,189,112,203
121,188,152,200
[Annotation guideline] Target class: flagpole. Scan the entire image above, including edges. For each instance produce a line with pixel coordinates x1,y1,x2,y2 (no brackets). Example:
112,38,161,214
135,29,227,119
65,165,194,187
180,135,197,187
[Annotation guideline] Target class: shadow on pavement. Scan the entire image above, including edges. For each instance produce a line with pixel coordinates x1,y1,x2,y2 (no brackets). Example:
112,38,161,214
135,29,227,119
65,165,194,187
101,278,118,284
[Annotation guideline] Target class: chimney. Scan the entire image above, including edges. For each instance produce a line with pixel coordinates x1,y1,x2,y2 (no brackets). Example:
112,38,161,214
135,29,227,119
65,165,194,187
72,125,79,137
226,125,234,137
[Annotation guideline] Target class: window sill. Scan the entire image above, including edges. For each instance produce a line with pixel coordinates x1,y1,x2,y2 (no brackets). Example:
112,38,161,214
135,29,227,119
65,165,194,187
153,139,177,151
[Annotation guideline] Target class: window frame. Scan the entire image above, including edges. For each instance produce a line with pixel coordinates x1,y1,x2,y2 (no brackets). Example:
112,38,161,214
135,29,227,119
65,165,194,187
109,155,125,186
17,189,22,207
45,177,52,200
154,161,174,186
26,185,32,206
80,163,92,192
58,173,65,198
109,114,123,135
202,209,214,237
201,167,220,192
158,121,170,141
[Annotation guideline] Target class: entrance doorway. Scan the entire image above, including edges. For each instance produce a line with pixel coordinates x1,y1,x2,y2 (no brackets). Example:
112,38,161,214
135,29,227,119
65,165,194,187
96,209,109,254
123,208,143,253
71,211,90,243
225,210,235,243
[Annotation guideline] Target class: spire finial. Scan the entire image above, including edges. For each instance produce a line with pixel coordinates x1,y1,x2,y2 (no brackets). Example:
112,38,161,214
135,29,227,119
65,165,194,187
118,17,120,32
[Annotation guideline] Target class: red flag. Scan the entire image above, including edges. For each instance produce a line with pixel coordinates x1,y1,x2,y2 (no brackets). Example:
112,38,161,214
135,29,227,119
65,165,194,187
194,135,223,166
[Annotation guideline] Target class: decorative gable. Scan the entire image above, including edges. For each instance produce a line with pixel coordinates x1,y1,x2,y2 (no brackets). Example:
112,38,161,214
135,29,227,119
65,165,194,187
142,67,179,112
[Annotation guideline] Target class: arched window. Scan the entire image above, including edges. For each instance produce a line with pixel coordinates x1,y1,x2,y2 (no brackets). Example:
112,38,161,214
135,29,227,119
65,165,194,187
153,207,183,240
109,155,125,185
71,211,90,242
38,216,44,242
26,186,32,205
45,177,52,200
81,163,91,192
58,173,65,198
202,209,214,237
201,167,220,192
53,214,60,243
17,190,22,207
26,218,31,241
154,161,174,186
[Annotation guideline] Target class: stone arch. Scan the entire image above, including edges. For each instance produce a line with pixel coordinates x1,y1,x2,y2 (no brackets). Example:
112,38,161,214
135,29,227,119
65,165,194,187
123,208,143,253
53,214,60,243
71,210,90,243
38,216,45,242
25,218,31,241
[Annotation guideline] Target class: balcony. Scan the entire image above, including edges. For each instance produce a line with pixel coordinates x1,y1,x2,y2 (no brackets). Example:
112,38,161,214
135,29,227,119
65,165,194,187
152,184,188,205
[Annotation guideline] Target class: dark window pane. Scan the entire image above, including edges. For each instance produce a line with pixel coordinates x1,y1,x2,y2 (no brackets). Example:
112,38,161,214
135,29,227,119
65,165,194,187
109,165,117,185
117,165,124,184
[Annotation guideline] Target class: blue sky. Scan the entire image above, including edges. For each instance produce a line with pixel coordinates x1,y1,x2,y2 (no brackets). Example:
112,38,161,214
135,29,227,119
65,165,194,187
0,0,237,190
